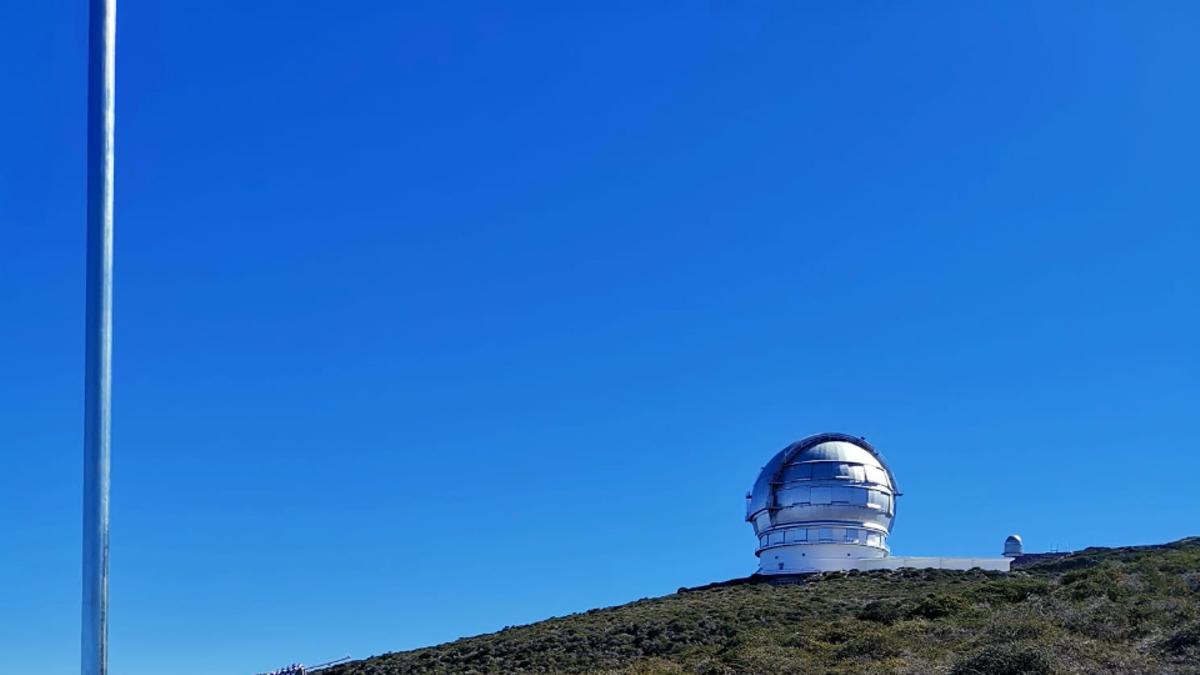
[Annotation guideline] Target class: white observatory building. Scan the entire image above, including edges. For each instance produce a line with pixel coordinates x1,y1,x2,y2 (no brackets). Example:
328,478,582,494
747,433,1013,574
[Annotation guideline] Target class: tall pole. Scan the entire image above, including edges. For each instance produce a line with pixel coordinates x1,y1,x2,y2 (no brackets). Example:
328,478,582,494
83,0,115,674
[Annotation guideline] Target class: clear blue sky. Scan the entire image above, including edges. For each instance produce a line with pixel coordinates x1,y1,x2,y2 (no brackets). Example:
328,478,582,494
3,2,1198,673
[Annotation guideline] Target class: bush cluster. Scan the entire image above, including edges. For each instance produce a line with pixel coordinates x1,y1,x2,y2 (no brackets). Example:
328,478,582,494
325,538,1200,674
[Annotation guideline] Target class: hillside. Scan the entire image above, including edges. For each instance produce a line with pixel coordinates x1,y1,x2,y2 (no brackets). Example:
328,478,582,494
326,539,1200,674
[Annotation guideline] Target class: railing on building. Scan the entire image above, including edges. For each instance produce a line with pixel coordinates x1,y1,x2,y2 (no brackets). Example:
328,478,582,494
257,655,352,675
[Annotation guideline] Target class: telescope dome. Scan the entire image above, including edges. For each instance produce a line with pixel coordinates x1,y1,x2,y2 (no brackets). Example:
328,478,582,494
746,433,899,573
1003,534,1024,557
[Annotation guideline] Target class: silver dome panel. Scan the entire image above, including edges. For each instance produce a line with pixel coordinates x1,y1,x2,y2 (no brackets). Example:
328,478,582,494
746,433,901,557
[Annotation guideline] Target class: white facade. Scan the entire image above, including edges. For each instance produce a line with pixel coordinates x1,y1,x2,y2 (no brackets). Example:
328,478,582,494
747,433,1012,574
860,556,1011,572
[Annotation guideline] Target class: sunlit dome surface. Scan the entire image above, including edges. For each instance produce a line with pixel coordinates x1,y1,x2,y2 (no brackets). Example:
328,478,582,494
1004,534,1024,557
746,433,900,571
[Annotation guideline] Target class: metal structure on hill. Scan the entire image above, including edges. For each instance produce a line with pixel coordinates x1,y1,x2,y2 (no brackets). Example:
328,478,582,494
257,655,353,674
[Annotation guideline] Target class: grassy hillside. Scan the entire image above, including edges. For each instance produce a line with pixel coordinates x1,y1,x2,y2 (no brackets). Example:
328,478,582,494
326,539,1200,674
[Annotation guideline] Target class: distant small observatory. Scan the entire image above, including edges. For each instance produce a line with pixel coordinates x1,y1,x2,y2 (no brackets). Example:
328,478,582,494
747,433,1015,573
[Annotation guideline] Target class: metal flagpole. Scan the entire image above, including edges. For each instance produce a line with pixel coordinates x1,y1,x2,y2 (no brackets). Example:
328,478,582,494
83,0,115,674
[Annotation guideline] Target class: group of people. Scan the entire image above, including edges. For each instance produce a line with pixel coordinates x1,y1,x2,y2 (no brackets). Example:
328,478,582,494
264,665,305,675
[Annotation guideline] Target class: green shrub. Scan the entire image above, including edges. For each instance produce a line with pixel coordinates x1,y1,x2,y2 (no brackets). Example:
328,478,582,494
950,645,1054,675
1163,621,1200,656
1059,564,1129,602
969,578,1050,604
910,593,968,620
833,629,903,661
856,600,906,624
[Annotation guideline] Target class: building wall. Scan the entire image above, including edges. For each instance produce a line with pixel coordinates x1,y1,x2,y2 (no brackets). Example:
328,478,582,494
758,543,888,573
857,556,1011,572
757,545,1012,574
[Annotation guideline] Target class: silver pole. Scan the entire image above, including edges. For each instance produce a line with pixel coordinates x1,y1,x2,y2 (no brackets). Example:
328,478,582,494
83,0,115,674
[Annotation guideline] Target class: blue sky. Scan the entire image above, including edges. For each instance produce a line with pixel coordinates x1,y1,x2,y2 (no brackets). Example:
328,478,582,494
3,2,1199,673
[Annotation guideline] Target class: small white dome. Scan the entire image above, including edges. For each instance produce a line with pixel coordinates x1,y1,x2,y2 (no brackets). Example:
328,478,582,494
1003,534,1024,557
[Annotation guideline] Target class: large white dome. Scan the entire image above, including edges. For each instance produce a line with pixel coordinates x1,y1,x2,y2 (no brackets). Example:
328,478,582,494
746,433,900,573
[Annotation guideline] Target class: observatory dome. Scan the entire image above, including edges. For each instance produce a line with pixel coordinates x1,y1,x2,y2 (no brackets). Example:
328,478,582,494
1004,534,1024,557
746,433,899,573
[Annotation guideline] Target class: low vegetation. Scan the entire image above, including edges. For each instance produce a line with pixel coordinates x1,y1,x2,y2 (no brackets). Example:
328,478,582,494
326,538,1200,674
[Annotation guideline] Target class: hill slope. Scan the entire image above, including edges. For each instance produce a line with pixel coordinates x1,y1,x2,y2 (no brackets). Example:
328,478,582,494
326,539,1200,674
